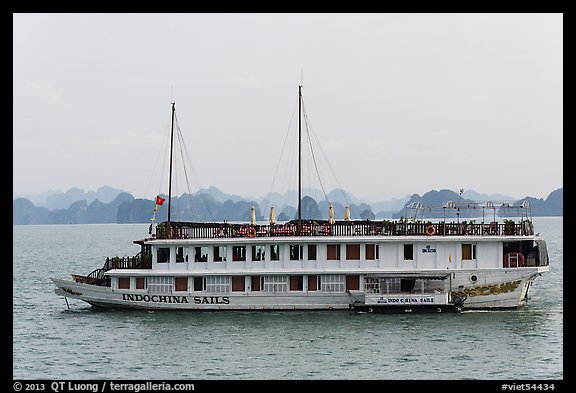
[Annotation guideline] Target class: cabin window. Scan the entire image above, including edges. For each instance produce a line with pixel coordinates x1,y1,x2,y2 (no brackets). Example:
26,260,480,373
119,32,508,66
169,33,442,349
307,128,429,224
262,275,289,292
232,276,245,292
308,245,317,260
270,244,280,261
251,276,261,292
194,246,208,262
176,247,186,263
320,274,345,293
346,244,361,260
142,245,152,267
379,278,420,294
381,278,401,294
365,244,379,260
193,277,205,292
232,246,246,261
290,245,303,260
308,275,318,291
157,247,170,263
143,245,152,257
118,277,130,290
205,276,231,293
136,277,146,289
175,277,188,292
346,275,360,291
462,244,476,260
536,240,549,266
365,277,379,293
403,244,413,260
252,245,266,261
148,276,173,294
214,246,227,262
327,244,341,260
401,279,416,292
290,275,304,291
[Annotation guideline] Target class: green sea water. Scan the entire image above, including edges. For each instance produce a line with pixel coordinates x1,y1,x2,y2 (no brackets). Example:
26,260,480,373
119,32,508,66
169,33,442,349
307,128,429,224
12,218,563,380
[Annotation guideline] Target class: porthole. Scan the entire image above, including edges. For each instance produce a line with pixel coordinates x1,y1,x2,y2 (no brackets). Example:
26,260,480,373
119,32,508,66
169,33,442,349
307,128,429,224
470,274,478,283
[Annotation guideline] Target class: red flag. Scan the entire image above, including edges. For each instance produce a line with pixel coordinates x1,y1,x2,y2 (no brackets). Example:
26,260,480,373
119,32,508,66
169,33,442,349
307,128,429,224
155,195,165,206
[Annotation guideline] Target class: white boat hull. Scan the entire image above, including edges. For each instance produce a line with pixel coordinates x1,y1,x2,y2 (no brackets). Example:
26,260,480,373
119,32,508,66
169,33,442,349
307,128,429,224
52,266,547,311
52,278,354,310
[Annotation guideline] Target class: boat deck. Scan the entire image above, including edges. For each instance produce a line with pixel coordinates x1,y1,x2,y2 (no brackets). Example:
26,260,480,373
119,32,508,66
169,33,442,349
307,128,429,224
156,219,534,240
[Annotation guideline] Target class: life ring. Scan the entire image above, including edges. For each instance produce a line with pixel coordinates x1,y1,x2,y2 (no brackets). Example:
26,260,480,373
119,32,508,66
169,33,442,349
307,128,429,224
504,252,525,268
425,225,436,236
247,227,257,238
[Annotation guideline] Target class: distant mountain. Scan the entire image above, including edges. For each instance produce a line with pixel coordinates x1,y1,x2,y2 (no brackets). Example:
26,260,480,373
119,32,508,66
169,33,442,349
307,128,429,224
499,188,563,217
12,189,62,207
461,190,516,202
196,186,244,203
14,186,129,210
13,192,134,224
391,188,562,219
12,198,51,225
12,186,562,225
393,189,469,219
373,195,411,218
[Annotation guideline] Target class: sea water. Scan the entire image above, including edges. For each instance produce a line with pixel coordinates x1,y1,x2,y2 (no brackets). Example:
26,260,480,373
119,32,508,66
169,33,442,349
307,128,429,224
12,218,563,380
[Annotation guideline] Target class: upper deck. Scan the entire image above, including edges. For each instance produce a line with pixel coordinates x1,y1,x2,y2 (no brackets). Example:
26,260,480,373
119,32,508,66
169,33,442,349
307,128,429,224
154,219,535,240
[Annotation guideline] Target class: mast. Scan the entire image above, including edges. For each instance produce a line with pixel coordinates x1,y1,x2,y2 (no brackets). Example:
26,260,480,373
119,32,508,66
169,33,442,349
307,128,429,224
298,84,302,234
166,102,176,239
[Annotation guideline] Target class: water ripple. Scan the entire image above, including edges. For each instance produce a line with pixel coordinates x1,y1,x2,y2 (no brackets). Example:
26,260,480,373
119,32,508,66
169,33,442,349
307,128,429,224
12,220,563,380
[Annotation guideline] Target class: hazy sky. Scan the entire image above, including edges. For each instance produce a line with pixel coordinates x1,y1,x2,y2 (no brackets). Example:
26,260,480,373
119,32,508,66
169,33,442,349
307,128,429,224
13,13,563,202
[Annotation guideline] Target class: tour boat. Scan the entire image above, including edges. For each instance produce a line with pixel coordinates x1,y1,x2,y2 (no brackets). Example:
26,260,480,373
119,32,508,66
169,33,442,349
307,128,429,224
51,86,550,313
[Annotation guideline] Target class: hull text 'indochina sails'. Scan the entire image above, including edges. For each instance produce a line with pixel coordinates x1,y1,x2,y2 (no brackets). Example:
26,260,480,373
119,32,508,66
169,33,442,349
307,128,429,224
51,86,550,313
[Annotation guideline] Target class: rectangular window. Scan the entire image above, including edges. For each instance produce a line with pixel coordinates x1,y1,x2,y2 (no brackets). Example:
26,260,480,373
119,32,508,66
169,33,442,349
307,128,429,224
462,244,476,260
308,275,318,291
232,276,245,292
118,277,130,290
148,276,173,294
205,276,231,293
175,277,188,292
290,244,303,260
251,276,261,292
214,246,227,262
401,278,416,292
320,274,345,293
262,275,289,292
176,247,185,263
136,277,146,289
365,244,379,260
346,244,361,260
404,244,413,260
157,247,170,263
365,277,379,293
252,245,266,261
232,246,246,261
193,277,204,292
381,278,402,294
346,275,360,291
308,245,317,260
194,246,208,262
270,244,280,261
327,244,341,260
290,275,303,291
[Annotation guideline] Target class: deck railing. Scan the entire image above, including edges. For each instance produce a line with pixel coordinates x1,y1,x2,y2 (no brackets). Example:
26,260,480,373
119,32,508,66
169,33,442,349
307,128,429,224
101,254,151,270
155,220,534,240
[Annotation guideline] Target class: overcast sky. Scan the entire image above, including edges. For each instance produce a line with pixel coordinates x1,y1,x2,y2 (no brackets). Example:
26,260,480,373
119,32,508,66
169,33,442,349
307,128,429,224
13,13,563,203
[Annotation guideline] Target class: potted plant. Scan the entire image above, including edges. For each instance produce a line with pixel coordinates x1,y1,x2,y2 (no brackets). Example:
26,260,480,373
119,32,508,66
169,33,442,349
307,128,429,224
504,219,515,235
